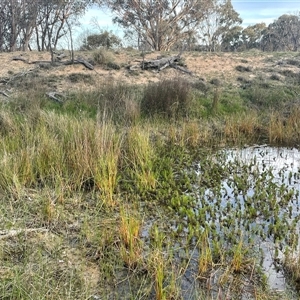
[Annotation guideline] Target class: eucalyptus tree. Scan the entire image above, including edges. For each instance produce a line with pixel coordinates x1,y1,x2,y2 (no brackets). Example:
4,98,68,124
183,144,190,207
267,14,300,51
241,23,267,50
95,0,214,51
198,0,242,52
0,1,10,51
34,0,90,51
220,25,243,51
0,0,91,52
0,0,23,51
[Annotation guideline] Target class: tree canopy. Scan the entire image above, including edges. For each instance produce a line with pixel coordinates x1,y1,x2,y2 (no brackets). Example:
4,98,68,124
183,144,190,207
0,0,91,52
80,30,122,50
198,0,242,52
1,0,300,53
96,0,214,51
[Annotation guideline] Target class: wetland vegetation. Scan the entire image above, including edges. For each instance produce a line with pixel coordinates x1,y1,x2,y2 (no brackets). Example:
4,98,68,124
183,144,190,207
1,50,300,299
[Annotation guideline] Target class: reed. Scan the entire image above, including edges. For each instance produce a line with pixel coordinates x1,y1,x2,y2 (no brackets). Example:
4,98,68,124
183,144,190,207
123,126,156,192
119,207,142,269
198,230,213,276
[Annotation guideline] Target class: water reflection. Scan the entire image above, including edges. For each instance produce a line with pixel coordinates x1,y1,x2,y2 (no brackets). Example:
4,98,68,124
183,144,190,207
221,146,300,292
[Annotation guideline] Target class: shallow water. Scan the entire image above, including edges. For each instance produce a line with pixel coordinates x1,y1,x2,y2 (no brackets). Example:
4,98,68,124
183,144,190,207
138,146,300,299
221,146,300,292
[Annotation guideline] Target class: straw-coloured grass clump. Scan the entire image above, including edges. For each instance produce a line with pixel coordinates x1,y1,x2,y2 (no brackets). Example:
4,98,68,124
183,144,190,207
141,77,192,119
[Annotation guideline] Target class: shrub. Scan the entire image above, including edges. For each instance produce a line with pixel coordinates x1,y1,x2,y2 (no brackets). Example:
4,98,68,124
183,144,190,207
242,85,293,109
68,73,93,83
80,31,122,50
270,73,281,81
210,78,222,86
93,48,115,65
59,82,142,124
237,76,251,84
141,77,192,119
98,81,141,123
192,79,209,95
236,65,252,72
106,61,121,70
286,59,300,67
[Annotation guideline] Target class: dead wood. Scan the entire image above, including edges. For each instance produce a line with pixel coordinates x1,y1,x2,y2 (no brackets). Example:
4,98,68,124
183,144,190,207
142,55,181,71
55,53,67,61
170,63,193,75
31,60,53,64
0,228,48,240
46,91,64,103
128,64,141,71
139,52,192,74
0,90,10,97
75,58,94,70
12,56,94,71
12,56,28,63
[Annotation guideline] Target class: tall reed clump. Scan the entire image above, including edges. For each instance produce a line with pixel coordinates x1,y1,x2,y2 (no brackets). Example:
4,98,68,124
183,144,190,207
141,77,192,119
0,110,66,196
148,226,180,300
230,236,247,273
92,111,123,207
0,107,123,203
268,106,300,145
151,249,167,300
284,250,300,292
122,126,156,193
119,207,142,269
97,81,141,124
223,111,262,144
198,230,213,276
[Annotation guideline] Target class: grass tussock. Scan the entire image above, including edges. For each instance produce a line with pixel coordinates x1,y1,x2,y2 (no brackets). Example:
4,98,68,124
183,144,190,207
268,106,300,145
223,111,263,144
0,110,123,200
119,207,143,269
93,47,116,65
122,126,157,192
141,77,192,119
284,250,300,291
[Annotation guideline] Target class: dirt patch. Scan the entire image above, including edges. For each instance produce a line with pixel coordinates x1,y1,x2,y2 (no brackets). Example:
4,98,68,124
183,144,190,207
1,50,300,97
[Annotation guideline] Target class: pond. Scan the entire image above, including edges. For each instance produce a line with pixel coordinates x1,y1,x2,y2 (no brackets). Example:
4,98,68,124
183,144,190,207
178,145,300,298
120,145,300,299
224,146,300,289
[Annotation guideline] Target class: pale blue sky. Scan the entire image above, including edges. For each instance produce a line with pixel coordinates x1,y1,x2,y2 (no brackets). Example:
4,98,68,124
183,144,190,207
78,1,300,35
232,0,300,26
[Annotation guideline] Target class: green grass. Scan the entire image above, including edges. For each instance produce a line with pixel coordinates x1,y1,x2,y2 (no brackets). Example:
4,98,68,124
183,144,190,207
1,74,300,299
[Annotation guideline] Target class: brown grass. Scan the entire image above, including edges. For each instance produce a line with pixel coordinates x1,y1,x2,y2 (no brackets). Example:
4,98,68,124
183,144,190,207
1,50,299,100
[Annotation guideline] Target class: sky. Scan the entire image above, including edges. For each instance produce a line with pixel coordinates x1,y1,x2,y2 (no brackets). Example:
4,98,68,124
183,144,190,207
77,1,300,38
232,0,300,26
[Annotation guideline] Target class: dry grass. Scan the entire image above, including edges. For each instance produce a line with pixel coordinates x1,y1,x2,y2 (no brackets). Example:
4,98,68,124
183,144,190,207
1,50,300,99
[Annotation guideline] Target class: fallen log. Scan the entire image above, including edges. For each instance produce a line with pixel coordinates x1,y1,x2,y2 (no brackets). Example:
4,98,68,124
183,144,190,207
0,228,48,240
31,60,53,64
139,52,192,74
142,55,181,71
12,56,28,63
0,90,10,97
170,63,193,75
75,58,94,70
12,56,94,71
46,91,64,103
